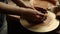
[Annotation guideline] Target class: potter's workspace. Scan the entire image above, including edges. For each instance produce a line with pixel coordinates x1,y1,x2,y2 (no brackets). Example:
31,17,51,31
7,0,60,34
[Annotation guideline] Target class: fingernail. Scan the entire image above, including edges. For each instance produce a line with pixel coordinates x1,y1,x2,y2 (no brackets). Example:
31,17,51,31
36,15,40,18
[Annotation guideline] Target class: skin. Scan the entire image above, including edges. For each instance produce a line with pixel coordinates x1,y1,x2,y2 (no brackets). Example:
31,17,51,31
12,0,32,8
0,0,56,22
0,2,45,21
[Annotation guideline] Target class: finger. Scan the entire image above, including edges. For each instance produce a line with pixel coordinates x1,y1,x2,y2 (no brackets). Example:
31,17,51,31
36,11,45,15
36,15,41,18
37,12,48,18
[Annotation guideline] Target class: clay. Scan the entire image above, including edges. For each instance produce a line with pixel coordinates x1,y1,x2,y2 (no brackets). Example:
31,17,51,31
34,7,47,14
22,7,47,25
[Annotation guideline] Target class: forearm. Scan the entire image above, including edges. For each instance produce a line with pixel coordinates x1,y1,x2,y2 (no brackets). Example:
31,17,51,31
12,0,27,7
0,2,33,16
11,0,32,9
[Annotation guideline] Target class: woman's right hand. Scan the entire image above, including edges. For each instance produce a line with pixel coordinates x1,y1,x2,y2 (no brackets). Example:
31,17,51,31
21,8,47,24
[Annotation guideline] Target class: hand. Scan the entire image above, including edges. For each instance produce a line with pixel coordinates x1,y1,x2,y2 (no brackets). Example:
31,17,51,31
21,9,47,24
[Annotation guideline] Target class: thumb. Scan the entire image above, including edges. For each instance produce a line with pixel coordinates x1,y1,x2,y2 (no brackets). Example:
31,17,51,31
36,11,48,17
36,11,45,16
